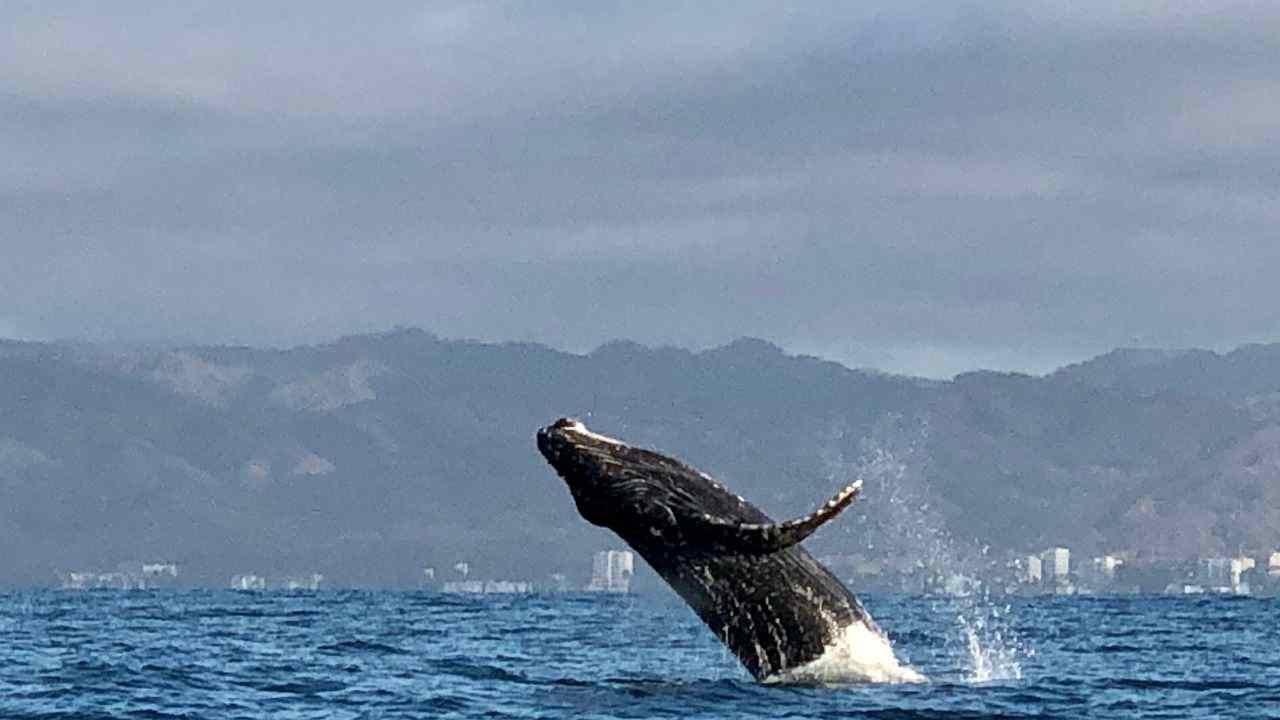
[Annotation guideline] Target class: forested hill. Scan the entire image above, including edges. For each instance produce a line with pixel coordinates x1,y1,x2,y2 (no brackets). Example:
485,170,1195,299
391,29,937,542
1,329,1277,587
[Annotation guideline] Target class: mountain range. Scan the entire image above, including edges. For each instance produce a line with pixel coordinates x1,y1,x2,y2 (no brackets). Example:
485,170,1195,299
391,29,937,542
2,329,1278,588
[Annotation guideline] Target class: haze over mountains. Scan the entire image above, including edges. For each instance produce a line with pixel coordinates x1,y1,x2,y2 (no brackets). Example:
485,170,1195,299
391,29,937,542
2,329,1278,588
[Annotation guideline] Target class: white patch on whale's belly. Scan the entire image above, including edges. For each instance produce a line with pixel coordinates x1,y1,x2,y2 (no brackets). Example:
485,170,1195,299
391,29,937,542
764,620,926,685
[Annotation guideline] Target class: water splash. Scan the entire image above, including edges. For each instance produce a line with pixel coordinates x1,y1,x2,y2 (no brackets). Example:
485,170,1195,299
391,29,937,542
764,620,926,685
957,601,1028,682
819,414,1031,683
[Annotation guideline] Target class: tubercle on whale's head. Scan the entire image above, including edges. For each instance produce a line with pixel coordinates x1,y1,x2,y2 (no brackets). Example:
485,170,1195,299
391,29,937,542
536,417,631,526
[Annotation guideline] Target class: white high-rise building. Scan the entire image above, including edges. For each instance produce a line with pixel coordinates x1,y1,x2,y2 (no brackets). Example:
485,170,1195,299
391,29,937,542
587,550,634,593
1041,547,1070,580
1230,557,1255,594
1025,554,1043,584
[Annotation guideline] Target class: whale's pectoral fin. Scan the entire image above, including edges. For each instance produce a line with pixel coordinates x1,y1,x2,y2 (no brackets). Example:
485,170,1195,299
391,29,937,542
685,479,863,554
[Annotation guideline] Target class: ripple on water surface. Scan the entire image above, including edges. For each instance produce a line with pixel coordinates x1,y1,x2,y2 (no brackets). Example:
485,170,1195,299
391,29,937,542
0,591,1278,719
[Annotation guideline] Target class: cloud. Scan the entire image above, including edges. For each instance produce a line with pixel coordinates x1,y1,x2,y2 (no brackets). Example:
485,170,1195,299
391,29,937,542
3,2,1280,376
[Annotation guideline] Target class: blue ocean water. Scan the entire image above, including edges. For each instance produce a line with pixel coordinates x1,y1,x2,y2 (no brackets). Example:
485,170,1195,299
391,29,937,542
1,591,1277,719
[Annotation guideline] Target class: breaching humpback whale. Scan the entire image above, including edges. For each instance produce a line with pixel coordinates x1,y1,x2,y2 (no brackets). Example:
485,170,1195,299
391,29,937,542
536,417,920,683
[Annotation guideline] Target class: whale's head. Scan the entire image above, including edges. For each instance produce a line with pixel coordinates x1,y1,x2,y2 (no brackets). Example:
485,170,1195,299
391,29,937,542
536,416,698,534
536,418,633,525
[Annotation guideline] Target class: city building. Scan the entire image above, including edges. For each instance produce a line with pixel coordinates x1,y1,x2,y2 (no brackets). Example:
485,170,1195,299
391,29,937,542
59,571,141,590
1094,555,1123,579
587,550,634,593
1201,557,1230,589
442,580,485,593
141,562,178,578
433,579,535,593
1076,554,1125,593
1024,554,1043,584
140,562,180,588
281,573,325,590
1038,547,1072,594
483,580,533,593
230,574,266,590
1230,557,1255,594
1041,547,1069,579
1198,557,1254,594
58,562,179,590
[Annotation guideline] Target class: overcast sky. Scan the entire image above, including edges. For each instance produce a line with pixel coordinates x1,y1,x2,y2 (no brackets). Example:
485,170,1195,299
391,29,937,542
3,2,1280,377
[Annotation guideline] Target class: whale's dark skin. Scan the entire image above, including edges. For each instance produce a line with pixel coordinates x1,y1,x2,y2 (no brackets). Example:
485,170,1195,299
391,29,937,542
536,417,876,681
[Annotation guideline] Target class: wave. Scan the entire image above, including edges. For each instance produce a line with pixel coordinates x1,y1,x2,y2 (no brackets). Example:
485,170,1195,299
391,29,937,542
318,639,408,655
431,657,533,684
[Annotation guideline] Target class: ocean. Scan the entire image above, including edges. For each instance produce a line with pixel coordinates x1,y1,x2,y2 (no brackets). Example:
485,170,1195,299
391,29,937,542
1,590,1277,719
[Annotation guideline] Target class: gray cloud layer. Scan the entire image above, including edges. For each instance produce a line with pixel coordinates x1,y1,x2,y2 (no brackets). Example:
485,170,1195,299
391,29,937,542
4,2,1280,377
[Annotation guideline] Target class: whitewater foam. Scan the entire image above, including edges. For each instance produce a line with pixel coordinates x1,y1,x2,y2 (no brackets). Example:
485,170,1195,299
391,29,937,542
764,620,926,685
